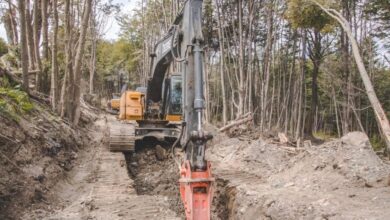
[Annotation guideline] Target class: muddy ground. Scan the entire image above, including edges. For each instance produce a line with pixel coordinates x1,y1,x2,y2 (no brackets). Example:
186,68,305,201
2,106,390,219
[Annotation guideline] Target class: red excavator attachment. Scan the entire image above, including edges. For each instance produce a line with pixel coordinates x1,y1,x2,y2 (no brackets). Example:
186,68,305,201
179,161,214,220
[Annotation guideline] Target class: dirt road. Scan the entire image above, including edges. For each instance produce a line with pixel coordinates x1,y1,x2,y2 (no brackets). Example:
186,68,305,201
23,116,180,220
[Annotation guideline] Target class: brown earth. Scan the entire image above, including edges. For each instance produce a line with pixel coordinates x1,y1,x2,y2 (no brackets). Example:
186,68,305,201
208,131,390,220
2,102,390,220
0,100,95,220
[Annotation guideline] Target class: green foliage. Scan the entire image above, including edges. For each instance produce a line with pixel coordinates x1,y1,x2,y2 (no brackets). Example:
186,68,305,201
0,87,34,121
286,0,335,32
314,131,338,141
365,0,390,48
373,68,390,117
96,38,141,86
370,134,386,151
365,0,390,29
0,37,8,57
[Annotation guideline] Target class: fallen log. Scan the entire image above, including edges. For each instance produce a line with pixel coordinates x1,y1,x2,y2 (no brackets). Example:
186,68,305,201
219,113,253,132
29,91,51,104
0,66,22,85
235,112,252,121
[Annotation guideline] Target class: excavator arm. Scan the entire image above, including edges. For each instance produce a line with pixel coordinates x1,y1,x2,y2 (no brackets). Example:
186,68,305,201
145,1,214,219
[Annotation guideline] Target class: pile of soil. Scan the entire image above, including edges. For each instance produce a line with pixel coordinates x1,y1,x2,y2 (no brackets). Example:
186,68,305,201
0,101,98,219
207,131,390,219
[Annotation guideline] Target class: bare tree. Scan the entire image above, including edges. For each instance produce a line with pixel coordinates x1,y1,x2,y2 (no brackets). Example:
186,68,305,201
72,0,93,125
18,0,29,93
311,0,390,152
51,0,59,111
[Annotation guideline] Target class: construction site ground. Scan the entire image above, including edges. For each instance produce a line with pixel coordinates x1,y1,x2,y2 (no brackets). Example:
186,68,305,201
2,110,390,219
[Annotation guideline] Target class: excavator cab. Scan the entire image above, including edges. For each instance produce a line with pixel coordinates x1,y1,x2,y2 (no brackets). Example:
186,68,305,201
162,74,182,122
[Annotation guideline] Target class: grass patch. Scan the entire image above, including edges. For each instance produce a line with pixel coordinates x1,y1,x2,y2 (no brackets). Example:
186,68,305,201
0,87,34,121
313,131,338,141
370,134,386,152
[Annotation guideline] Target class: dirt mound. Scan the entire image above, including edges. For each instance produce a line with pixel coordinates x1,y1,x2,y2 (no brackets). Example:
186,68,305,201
0,101,98,219
208,131,390,219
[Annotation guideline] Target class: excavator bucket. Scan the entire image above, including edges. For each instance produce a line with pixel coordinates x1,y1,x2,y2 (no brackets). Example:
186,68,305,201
179,161,214,220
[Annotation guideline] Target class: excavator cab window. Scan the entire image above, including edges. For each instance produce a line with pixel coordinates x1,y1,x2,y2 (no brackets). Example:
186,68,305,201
169,75,182,115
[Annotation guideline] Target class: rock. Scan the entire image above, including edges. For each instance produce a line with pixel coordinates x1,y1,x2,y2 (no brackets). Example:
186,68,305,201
70,151,78,159
284,182,295,187
33,174,46,183
341,132,370,149
33,188,45,202
155,145,167,161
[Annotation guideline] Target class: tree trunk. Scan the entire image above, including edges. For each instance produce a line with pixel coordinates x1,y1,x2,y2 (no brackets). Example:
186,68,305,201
89,1,97,95
72,0,93,126
237,0,245,117
25,1,36,72
41,0,49,60
305,30,322,136
216,0,227,125
260,0,274,130
297,30,307,139
41,0,49,93
341,0,351,134
60,0,74,119
3,4,18,46
18,0,29,93
33,0,43,91
51,0,59,112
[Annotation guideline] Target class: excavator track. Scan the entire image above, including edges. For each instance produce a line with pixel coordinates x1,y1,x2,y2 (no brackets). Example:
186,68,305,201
109,121,136,152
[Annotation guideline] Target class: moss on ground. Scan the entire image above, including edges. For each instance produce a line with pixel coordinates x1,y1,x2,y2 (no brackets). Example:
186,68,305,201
0,87,34,121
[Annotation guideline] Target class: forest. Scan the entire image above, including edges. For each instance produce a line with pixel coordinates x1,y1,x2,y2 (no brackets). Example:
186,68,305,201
1,0,390,219
0,0,390,147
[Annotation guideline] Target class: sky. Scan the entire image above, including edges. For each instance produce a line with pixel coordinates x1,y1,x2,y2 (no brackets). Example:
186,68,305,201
103,0,138,40
0,0,139,41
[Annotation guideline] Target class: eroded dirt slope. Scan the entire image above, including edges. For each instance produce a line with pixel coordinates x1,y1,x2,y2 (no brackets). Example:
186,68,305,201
208,132,390,220
0,101,95,219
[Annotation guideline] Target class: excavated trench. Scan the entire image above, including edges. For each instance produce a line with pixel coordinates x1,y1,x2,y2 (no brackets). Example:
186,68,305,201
124,144,236,219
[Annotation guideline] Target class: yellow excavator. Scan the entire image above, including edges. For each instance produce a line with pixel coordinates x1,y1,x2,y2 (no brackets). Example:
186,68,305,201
109,75,183,152
109,1,214,219
107,93,120,114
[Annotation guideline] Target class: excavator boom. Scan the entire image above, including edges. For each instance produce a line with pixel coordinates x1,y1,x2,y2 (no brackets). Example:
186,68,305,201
110,1,214,219
145,0,214,219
